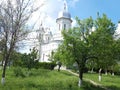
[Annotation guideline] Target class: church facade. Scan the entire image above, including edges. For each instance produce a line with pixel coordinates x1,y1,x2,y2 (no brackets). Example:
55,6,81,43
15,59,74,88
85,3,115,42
34,1,120,62
38,1,72,62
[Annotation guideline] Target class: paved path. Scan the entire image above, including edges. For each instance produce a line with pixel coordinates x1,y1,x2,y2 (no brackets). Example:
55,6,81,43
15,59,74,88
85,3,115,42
65,69,111,90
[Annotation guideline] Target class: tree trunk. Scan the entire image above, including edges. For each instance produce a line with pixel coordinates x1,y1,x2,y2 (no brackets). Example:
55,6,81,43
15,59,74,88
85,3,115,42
98,68,102,81
105,69,108,75
58,65,61,72
78,68,83,87
91,67,94,73
1,58,8,85
1,50,10,85
2,60,4,66
112,71,114,76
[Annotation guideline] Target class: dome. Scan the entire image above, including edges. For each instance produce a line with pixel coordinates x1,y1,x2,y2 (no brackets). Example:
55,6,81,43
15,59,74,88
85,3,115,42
57,0,71,19
58,10,71,19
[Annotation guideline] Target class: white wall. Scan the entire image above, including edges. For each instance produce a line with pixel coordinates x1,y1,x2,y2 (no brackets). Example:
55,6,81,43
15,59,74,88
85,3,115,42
40,41,60,62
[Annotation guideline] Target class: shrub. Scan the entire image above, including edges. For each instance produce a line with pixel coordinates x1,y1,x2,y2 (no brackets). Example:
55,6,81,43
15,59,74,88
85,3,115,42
13,67,25,77
38,62,56,70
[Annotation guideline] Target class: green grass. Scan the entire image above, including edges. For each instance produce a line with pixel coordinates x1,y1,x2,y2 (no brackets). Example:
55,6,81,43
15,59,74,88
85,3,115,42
0,68,104,90
84,73,120,90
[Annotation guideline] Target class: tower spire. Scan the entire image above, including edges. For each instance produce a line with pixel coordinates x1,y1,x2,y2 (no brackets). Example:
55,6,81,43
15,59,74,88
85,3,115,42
63,0,68,11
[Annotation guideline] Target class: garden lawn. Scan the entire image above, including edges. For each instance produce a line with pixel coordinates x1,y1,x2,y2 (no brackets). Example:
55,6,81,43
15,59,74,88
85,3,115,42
84,73,120,90
0,68,104,90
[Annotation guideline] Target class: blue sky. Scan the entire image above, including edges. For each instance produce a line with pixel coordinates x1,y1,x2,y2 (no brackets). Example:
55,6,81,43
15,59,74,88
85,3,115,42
32,0,120,29
68,0,120,24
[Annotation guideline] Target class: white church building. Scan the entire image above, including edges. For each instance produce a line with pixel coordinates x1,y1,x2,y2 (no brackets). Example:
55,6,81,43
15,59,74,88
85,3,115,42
35,0,120,62
37,1,72,62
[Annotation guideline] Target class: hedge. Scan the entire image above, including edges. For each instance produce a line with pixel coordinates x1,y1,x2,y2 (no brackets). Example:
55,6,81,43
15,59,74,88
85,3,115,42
37,62,56,70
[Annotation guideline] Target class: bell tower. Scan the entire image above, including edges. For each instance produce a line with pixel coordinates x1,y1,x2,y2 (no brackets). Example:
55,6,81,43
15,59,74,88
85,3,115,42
56,0,72,31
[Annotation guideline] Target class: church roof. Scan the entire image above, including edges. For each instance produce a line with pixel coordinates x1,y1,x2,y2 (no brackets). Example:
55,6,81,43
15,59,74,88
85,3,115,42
58,10,71,19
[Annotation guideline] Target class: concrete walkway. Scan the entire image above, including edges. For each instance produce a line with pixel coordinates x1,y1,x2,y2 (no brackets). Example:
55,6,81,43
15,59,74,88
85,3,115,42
65,69,111,90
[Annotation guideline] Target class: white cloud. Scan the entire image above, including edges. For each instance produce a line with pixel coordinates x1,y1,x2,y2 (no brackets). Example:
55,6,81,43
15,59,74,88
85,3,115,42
72,18,77,27
28,0,63,30
114,23,120,39
68,0,80,8
28,0,79,30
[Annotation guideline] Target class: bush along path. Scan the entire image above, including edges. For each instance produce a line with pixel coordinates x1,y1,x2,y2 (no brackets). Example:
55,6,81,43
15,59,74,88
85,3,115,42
65,69,111,90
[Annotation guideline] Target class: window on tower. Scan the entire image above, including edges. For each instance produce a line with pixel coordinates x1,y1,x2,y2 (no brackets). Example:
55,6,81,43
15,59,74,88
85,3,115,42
59,24,60,30
64,24,66,30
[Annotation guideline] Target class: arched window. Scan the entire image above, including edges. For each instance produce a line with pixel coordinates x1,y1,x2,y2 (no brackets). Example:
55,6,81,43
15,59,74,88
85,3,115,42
64,24,66,30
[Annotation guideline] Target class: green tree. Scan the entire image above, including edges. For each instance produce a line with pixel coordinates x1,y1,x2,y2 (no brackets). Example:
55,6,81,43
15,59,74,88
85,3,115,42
114,39,120,61
110,38,120,75
54,14,117,86
54,17,95,87
89,14,116,76
10,51,22,67
21,47,38,70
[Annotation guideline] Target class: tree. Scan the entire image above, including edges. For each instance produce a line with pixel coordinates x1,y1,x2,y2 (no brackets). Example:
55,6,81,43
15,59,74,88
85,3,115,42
90,14,116,76
54,17,95,87
0,0,43,85
111,38,120,75
10,51,22,67
54,14,117,86
21,47,38,70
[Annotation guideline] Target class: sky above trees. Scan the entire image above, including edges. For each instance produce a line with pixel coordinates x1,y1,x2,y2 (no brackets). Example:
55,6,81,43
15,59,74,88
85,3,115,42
20,0,120,53
30,0,120,36
32,0,120,30
69,0,120,23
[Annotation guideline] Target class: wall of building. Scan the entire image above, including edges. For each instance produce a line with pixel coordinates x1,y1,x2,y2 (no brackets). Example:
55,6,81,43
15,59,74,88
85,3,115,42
40,41,61,62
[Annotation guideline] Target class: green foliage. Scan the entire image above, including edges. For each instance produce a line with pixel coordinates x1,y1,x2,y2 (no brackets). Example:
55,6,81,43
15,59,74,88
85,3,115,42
112,64,120,74
53,44,74,66
38,62,56,70
54,16,95,83
86,59,97,71
53,14,120,85
21,47,39,70
13,67,25,77
11,51,22,67
114,39,120,61
95,14,115,35
89,14,116,70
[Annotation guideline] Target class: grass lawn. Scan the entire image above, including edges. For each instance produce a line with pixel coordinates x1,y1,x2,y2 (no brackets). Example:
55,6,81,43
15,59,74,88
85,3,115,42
84,73,120,90
0,68,104,90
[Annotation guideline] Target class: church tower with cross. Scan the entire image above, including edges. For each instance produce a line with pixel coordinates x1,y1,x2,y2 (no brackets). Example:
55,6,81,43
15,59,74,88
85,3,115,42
56,0,72,32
